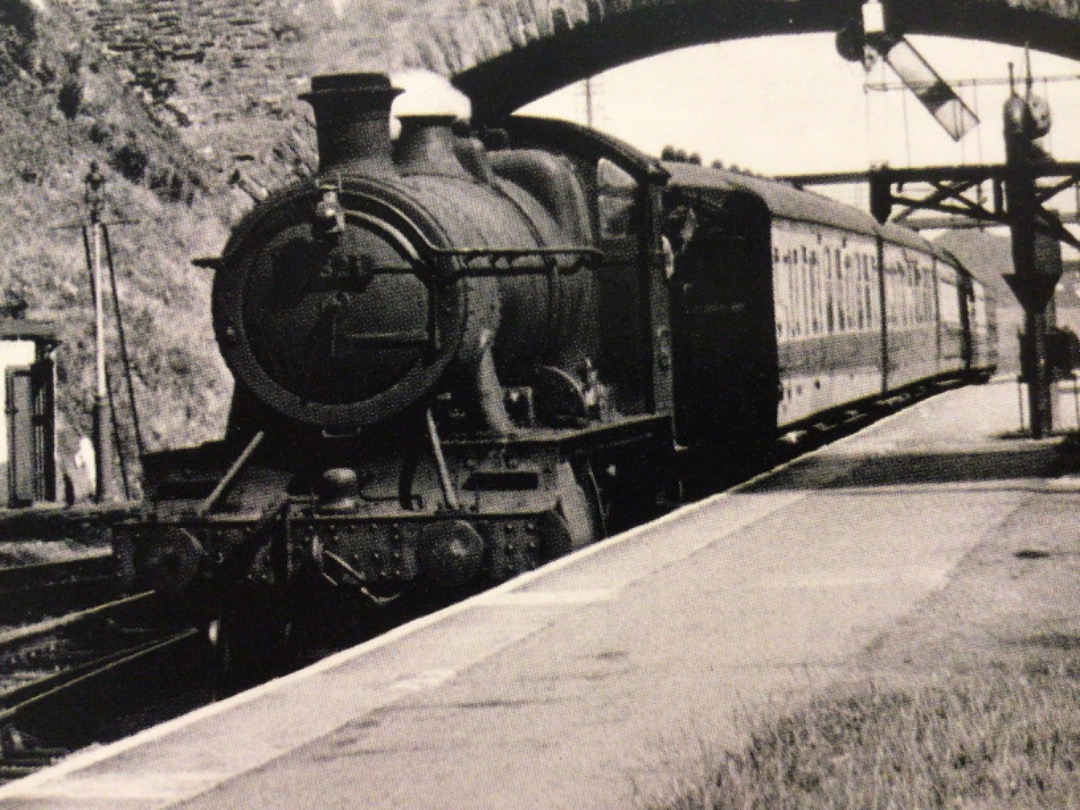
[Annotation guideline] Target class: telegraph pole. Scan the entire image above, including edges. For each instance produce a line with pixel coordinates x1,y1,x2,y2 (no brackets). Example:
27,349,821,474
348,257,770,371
84,162,111,501
1002,58,1058,438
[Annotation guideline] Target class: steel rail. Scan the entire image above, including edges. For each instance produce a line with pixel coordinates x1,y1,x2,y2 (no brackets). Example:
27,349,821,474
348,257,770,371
0,628,200,723
0,554,114,594
0,590,155,650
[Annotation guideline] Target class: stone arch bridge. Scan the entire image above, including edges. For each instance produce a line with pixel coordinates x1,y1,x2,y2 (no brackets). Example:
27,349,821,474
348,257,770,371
59,0,1080,195
320,0,1080,120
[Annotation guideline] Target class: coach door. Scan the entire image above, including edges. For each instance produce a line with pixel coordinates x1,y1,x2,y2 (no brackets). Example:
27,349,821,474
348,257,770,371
670,191,777,470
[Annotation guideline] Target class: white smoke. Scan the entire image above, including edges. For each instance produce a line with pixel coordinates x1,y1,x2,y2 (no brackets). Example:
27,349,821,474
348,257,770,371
390,69,472,139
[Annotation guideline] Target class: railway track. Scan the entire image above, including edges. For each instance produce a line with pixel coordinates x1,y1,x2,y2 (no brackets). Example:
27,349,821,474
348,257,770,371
0,590,205,785
0,554,121,627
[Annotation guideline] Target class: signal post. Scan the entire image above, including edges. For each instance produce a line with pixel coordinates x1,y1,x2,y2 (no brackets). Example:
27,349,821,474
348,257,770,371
52,163,142,502
1001,65,1058,438
84,164,112,501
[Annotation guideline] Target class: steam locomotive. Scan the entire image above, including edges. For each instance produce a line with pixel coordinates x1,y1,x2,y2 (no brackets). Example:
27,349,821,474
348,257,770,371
113,72,996,675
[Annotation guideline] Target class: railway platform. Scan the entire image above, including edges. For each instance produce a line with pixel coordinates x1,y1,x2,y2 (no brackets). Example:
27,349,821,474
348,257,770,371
0,379,1073,810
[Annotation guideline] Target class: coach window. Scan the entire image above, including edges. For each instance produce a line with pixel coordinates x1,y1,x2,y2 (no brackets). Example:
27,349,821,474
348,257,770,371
786,249,799,338
814,250,825,334
855,256,865,329
833,248,841,332
916,269,922,323
843,251,851,331
788,251,799,337
887,262,898,327
932,268,938,321
851,256,859,330
862,256,871,329
915,262,924,323
856,256,864,329
864,256,872,327
916,261,925,322
831,248,841,332
777,247,786,336
908,262,917,325
784,248,794,337
898,263,907,326
836,249,846,332
923,265,932,322
898,262,906,326
812,250,820,332
929,268,937,321
824,248,832,333
852,255,861,329
892,264,900,326
897,263,906,327
799,246,809,336
836,248,846,332
898,264,906,326
841,253,850,331
910,262,919,323
825,250,833,332
906,264,915,326
867,255,878,327
775,248,787,340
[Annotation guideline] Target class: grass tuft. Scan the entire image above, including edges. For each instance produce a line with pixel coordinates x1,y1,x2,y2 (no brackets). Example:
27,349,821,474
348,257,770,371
658,667,1080,810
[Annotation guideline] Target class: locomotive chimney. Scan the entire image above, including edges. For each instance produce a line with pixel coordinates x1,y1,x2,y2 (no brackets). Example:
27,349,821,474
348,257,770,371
301,73,401,175
394,115,471,179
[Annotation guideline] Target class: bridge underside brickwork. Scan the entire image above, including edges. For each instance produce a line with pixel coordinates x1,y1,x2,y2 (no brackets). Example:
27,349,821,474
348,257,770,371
319,0,1080,120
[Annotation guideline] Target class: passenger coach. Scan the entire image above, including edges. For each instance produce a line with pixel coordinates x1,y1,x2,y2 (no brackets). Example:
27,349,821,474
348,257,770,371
659,161,997,463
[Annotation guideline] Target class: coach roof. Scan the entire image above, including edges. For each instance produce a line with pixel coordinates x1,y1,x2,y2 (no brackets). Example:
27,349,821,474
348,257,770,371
661,161,950,261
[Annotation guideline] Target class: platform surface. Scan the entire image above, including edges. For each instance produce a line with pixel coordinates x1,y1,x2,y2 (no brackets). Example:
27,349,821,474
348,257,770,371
0,380,1067,810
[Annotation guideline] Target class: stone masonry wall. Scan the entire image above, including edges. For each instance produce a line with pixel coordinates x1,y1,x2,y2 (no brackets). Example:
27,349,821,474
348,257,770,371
57,0,319,194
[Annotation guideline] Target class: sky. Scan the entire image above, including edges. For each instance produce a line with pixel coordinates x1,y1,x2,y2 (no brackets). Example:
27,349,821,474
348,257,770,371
519,34,1080,215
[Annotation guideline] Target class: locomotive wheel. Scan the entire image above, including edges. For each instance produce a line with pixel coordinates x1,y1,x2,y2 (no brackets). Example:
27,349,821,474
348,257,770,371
601,448,666,533
204,512,303,695
210,583,295,696
555,460,603,553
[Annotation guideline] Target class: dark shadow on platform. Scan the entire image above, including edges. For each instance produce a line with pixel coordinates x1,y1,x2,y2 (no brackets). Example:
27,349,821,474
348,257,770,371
745,444,1070,493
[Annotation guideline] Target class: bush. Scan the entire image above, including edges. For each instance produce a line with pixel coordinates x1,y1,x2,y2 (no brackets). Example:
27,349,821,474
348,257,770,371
114,139,148,182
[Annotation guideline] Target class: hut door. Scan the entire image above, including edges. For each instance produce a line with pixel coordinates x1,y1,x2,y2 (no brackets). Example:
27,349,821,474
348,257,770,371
8,367,35,506
7,361,54,506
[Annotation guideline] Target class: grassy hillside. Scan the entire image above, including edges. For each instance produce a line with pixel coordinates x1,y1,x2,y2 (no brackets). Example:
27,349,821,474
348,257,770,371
0,0,235,497
3,0,554,500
